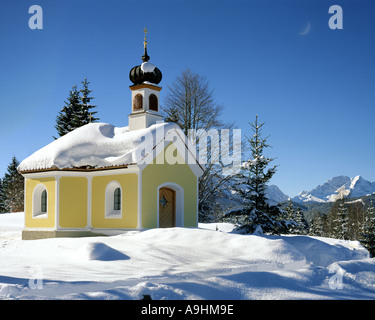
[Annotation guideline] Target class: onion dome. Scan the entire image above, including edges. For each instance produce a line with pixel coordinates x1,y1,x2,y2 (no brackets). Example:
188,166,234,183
129,28,162,85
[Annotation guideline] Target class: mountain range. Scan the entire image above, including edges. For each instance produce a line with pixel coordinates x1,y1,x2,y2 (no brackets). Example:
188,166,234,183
266,175,375,204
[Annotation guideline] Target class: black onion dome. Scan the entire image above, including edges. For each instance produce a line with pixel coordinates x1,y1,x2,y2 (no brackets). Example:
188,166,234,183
129,47,162,85
129,64,162,85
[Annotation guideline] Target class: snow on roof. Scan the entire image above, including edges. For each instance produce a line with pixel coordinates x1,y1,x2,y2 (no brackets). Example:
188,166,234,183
18,122,193,172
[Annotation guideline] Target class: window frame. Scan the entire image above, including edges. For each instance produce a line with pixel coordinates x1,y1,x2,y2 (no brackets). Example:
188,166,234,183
41,189,47,213
105,181,122,219
133,93,143,111
149,93,158,112
114,187,121,211
32,184,48,219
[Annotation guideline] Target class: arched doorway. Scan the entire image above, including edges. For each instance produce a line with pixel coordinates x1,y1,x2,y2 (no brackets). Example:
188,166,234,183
159,187,176,228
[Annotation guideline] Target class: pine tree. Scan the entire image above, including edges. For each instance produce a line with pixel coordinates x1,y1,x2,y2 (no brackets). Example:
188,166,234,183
0,178,6,213
79,77,99,125
360,200,375,257
229,115,286,234
54,78,99,138
281,201,307,234
293,207,308,235
332,196,349,240
2,156,24,212
309,213,326,237
282,200,296,233
55,85,82,137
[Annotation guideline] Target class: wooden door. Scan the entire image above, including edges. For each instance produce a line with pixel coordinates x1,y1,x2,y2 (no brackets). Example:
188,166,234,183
159,187,176,228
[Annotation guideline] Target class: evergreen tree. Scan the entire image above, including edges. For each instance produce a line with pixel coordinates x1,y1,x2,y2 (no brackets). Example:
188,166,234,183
281,201,307,234
55,85,82,137
0,178,6,213
2,156,24,212
229,115,286,234
360,200,375,257
282,200,296,233
309,213,326,237
79,77,99,125
293,207,308,235
54,78,99,138
332,196,349,240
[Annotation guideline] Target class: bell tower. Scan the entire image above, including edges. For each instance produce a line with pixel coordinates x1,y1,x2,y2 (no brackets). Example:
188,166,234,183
128,28,163,131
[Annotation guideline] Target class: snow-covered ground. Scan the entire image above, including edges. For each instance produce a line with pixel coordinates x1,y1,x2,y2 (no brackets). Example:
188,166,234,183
0,212,375,300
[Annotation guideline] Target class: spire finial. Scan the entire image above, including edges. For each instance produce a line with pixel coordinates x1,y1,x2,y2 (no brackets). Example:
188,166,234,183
143,27,148,48
142,27,150,62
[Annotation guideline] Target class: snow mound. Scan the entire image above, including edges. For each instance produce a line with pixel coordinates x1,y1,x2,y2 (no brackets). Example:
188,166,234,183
0,212,24,231
77,242,130,261
125,227,307,272
330,258,375,289
281,236,368,267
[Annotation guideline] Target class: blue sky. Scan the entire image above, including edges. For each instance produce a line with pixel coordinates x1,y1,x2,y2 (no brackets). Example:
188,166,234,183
0,0,374,197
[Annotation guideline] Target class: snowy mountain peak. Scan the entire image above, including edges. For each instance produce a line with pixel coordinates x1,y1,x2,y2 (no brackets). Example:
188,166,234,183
292,175,375,203
266,185,289,205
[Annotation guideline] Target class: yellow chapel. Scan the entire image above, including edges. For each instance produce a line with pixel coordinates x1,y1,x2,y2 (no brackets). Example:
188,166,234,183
18,31,204,240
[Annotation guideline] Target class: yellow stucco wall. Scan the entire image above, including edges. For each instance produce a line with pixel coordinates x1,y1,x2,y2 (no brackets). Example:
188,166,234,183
91,174,138,229
142,143,198,229
25,177,56,229
59,177,87,228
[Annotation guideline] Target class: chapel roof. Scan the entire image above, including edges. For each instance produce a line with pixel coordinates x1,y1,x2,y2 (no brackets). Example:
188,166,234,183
18,122,203,174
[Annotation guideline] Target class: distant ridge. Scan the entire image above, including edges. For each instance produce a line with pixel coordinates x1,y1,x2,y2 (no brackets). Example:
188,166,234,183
291,175,375,203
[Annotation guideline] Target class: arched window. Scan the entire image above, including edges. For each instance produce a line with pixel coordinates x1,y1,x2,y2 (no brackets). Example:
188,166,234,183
133,93,143,111
149,94,158,112
114,188,121,211
32,184,48,218
41,190,47,213
105,181,122,218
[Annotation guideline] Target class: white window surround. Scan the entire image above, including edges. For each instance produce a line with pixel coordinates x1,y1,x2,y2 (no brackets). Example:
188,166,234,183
105,181,122,219
157,182,184,228
32,183,48,219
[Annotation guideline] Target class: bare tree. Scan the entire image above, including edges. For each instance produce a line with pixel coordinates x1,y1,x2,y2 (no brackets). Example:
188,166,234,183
163,69,225,136
162,69,238,221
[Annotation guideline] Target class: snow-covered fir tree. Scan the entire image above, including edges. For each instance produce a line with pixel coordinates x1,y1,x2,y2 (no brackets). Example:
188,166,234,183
2,156,24,212
360,200,375,257
293,206,308,235
309,213,326,237
281,200,307,235
332,196,349,240
227,115,287,234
